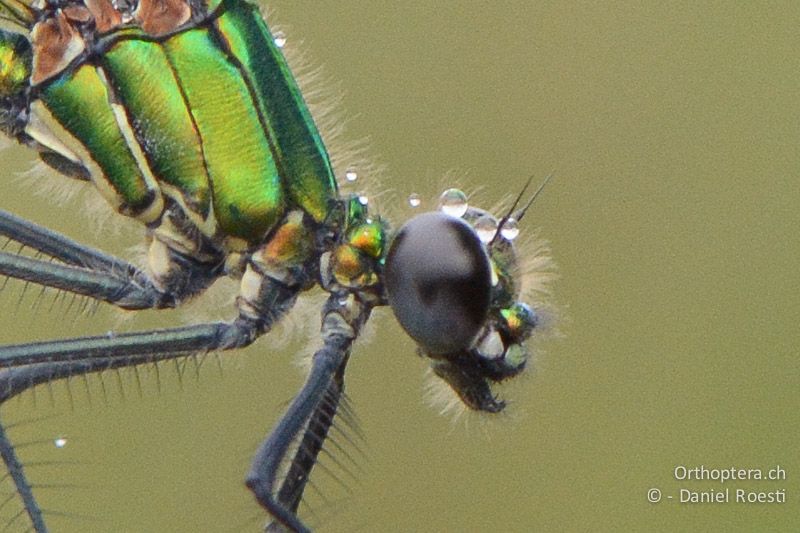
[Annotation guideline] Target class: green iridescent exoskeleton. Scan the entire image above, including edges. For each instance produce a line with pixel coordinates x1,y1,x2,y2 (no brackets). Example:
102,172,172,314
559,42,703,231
0,1,390,530
0,1,551,531
4,0,338,244
0,30,31,134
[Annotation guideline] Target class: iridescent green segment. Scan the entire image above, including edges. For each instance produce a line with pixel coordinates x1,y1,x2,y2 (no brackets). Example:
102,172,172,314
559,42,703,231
163,27,283,240
214,0,337,223
103,39,211,218
22,0,339,245
40,65,157,217
329,196,386,287
0,31,31,97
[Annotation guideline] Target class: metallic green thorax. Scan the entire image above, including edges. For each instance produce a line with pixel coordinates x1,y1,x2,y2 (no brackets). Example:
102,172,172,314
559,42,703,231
0,32,30,103
2,0,338,245
0,30,31,136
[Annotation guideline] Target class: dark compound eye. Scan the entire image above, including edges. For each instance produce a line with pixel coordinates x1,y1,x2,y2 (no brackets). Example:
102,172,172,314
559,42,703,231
385,211,491,355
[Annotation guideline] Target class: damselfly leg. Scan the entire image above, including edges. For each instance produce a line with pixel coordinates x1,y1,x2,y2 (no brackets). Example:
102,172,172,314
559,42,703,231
0,208,360,532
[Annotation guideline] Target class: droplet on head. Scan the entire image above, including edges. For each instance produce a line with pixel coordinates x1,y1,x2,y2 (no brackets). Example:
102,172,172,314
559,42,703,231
345,168,358,182
54,437,67,448
474,214,498,243
358,195,369,206
273,31,287,48
408,193,421,208
438,188,468,218
500,217,520,240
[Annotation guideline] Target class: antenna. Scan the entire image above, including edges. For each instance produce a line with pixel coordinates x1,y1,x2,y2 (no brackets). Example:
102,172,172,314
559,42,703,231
490,172,553,246
515,171,553,222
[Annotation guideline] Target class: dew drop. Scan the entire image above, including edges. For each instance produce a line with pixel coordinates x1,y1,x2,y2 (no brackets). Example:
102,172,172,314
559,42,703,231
408,193,421,208
438,188,468,217
273,31,287,48
500,217,520,240
345,168,358,182
54,437,67,449
475,214,498,243
358,195,369,206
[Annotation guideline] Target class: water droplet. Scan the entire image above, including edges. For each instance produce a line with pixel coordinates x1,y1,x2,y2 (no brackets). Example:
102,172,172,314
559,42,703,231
438,188,468,217
500,217,520,240
408,193,421,208
273,31,287,48
474,214,498,243
345,169,358,182
358,195,369,206
54,437,67,448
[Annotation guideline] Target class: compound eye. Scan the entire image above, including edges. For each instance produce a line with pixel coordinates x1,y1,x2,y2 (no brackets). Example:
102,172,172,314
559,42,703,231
385,212,491,355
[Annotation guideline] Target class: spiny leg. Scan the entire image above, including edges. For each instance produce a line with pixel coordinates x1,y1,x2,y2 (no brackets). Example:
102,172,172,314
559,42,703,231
273,379,345,516
0,209,222,310
0,323,252,532
0,210,137,272
0,355,157,533
253,355,346,533
0,209,356,529
0,279,300,532
0,209,218,530
247,293,373,533
0,209,166,308
262,367,349,533
0,252,169,310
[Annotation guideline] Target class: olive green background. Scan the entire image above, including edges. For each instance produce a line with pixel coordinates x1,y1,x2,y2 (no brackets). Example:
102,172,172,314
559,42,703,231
0,1,797,532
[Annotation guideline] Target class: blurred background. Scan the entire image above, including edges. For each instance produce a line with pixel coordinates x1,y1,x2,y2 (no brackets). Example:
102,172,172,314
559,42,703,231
0,1,797,531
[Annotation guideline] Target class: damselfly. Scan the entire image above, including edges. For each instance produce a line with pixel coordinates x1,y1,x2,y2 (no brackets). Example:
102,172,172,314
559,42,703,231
0,1,553,531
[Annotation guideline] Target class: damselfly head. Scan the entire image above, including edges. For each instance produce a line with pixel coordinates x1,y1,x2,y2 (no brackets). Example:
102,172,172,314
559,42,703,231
384,185,547,413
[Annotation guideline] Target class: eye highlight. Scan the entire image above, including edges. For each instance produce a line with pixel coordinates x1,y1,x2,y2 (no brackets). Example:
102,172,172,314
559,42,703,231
384,211,492,355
